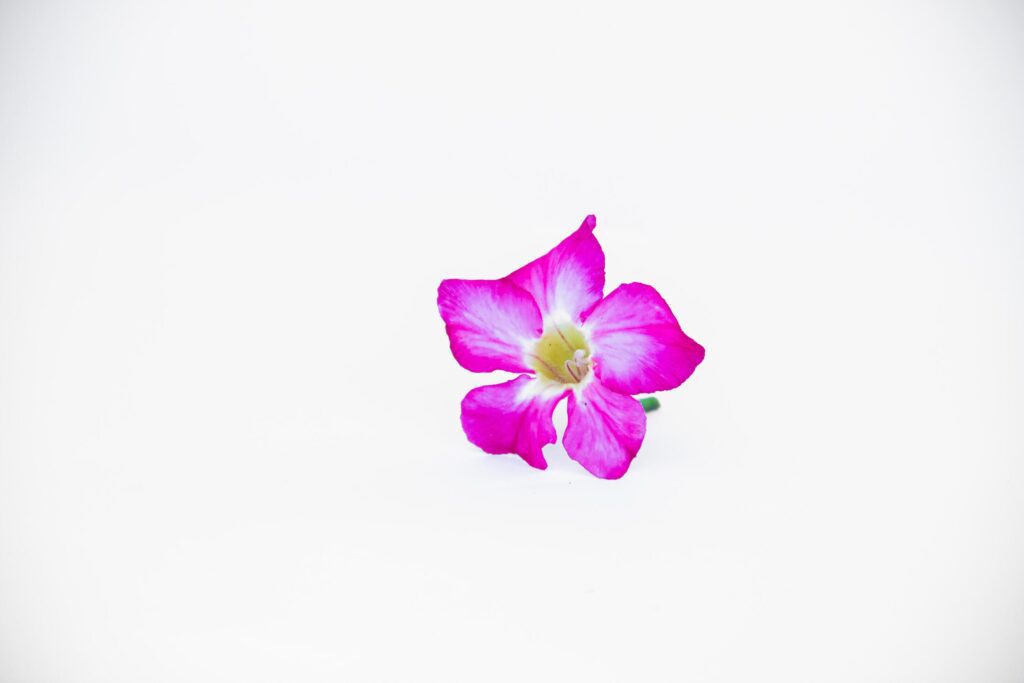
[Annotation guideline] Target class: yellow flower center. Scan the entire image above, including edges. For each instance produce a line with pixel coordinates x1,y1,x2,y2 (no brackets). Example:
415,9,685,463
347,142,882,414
528,322,592,384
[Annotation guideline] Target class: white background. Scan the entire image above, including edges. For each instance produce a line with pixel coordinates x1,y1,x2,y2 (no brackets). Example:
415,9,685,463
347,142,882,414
1,1,1022,681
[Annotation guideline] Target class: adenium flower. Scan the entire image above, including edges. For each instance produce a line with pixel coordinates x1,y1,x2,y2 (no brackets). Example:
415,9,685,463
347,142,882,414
437,215,704,479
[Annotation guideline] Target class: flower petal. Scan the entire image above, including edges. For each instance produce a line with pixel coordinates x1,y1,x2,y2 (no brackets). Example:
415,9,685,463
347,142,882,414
583,282,705,395
505,215,605,323
461,375,568,469
563,379,646,479
438,278,543,373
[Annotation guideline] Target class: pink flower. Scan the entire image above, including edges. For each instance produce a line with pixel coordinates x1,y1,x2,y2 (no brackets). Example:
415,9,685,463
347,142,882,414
437,215,704,479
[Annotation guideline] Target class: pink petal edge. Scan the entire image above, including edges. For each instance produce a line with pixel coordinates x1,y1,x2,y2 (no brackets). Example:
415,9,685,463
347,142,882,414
461,376,569,469
504,215,605,323
438,278,544,373
563,379,646,479
583,282,705,395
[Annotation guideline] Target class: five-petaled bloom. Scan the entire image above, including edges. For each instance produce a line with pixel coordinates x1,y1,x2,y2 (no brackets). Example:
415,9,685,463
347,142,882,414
437,215,704,479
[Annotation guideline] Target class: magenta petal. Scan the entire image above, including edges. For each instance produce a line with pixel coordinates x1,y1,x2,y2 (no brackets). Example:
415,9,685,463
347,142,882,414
438,278,544,373
461,376,568,469
505,215,605,323
563,380,646,479
584,282,705,395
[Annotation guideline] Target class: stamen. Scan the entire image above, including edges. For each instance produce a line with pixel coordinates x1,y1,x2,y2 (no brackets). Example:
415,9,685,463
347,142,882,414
526,322,591,384
552,322,573,352
564,360,581,382
527,353,567,382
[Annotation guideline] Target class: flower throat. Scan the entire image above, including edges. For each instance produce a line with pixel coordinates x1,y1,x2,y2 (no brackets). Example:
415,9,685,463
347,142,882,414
528,322,592,384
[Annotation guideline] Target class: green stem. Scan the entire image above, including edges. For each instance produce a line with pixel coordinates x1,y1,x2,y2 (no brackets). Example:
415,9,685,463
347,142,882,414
639,396,660,413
